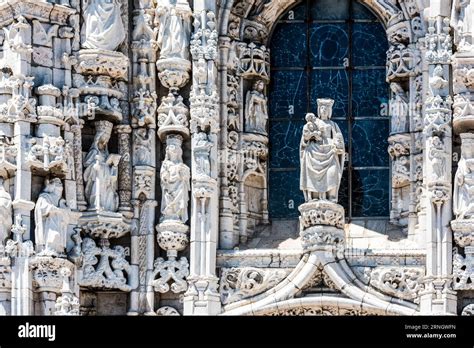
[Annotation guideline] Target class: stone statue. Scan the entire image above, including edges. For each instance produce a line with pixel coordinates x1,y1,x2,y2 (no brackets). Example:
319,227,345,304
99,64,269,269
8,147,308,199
245,80,268,134
429,136,447,181
390,83,409,134
134,128,153,166
194,132,212,177
34,178,71,255
0,177,12,246
160,135,190,223
300,99,345,203
454,134,474,219
452,0,474,51
156,0,191,60
84,120,121,212
82,0,126,51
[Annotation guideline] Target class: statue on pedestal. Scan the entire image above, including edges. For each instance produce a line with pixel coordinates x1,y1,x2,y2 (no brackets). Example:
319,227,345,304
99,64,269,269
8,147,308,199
34,178,71,255
82,0,126,51
160,135,190,223
0,177,12,246
84,120,121,212
300,99,345,203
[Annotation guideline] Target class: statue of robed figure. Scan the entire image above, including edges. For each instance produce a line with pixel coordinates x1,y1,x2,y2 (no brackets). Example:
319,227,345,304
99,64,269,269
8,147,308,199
300,99,345,203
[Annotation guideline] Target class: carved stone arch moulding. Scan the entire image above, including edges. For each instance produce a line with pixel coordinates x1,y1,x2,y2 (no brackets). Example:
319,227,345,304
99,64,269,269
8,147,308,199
218,0,424,40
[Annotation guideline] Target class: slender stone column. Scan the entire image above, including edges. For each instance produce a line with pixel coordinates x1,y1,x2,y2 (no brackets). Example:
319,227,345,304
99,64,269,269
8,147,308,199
184,0,221,315
419,3,457,314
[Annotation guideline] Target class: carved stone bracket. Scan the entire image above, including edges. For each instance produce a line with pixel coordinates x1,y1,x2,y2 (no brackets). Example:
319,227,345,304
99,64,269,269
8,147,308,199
75,49,128,80
79,211,130,240
77,237,133,292
150,256,189,294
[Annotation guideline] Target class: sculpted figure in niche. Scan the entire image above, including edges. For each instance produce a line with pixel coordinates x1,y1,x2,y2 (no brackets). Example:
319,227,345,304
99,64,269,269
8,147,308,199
390,83,409,134
193,132,212,177
0,177,12,246
82,0,126,51
245,80,268,134
300,99,345,203
454,134,474,219
34,178,71,255
160,135,190,223
156,0,191,60
429,136,447,181
84,120,121,212
134,128,153,166
452,0,474,51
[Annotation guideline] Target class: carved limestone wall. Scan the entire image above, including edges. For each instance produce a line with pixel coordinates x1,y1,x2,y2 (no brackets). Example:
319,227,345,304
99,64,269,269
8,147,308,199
0,0,472,317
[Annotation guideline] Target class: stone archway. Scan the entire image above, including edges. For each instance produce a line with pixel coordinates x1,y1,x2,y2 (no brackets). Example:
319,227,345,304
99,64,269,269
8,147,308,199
217,0,426,315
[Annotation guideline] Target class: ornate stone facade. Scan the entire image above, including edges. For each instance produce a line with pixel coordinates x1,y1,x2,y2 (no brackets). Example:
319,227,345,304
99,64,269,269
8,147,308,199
0,0,472,317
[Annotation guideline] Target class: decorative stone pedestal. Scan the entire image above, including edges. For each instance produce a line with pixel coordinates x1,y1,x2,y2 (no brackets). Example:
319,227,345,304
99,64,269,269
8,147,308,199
298,201,345,254
151,221,190,294
30,256,75,316
74,49,129,122
79,211,130,240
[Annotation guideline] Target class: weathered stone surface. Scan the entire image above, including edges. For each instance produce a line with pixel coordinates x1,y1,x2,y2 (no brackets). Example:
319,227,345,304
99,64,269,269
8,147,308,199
0,0,472,317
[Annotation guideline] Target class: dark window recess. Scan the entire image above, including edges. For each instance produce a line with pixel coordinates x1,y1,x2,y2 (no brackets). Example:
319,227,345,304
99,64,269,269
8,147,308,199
269,0,390,220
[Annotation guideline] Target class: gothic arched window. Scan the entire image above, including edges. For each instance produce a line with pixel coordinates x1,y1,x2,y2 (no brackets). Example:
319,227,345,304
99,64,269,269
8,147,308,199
269,0,389,220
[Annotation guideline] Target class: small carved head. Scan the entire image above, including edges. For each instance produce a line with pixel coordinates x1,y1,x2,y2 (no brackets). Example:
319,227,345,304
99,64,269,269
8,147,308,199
305,113,316,123
94,120,113,149
253,79,265,92
165,135,184,163
317,99,334,120
433,64,444,78
45,177,63,197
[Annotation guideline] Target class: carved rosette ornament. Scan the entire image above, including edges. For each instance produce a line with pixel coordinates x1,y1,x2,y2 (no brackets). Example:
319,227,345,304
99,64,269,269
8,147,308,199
298,99,346,254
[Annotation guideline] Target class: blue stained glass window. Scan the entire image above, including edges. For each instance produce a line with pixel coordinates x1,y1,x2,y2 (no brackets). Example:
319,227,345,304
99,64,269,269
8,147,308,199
309,24,349,67
311,0,350,20
269,121,304,169
352,120,389,167
352,69,389,117
280,2,307,21
271,23,307,68
352,169,390,217
269,170,304,219
269,0,390,220
269,70,308,118
352,23,388,66
310,69,349,118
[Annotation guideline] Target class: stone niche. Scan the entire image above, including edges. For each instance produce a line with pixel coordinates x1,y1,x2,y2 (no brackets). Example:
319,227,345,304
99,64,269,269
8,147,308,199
244,174,267,238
